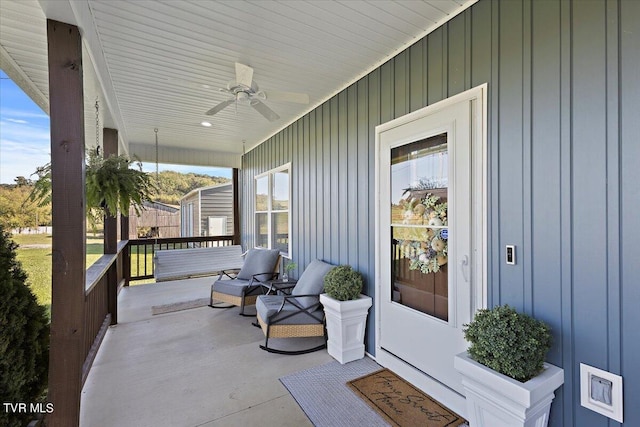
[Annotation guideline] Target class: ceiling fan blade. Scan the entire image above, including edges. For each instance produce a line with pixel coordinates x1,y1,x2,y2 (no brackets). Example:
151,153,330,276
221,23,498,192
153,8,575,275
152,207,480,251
250,99,280,122
235,62,254,88
205,99,234,116
263,90,310,104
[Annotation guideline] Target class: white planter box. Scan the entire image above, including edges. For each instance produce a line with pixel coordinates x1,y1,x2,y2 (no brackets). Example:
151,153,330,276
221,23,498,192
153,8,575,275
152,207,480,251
320,294,372,364
454,352,564,427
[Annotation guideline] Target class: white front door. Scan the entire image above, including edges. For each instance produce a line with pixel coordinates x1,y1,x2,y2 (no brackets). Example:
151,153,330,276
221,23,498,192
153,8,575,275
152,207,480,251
375,85,487,416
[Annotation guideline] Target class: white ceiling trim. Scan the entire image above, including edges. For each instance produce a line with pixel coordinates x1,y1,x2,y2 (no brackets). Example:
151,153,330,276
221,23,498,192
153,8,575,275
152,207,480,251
70,0,129,150
129,142,241,169
256,0,479,152
37,0,129,152
36,0,75,26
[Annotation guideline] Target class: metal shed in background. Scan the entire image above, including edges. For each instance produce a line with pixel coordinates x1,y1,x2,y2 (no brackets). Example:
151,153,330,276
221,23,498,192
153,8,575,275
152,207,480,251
180,183,234,237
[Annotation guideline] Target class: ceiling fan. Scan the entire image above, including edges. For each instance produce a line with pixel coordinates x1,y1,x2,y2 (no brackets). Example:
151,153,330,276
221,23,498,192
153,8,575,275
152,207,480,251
205,63,310,122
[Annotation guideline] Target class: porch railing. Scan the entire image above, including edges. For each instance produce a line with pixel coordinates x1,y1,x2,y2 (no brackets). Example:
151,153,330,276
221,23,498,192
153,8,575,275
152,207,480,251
81,241,127,385
126,235,237,283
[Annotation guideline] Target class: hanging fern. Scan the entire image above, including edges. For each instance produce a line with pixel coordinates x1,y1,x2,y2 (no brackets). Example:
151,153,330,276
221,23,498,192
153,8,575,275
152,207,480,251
25,164,52,208
85,151,156,217
28,151,156,219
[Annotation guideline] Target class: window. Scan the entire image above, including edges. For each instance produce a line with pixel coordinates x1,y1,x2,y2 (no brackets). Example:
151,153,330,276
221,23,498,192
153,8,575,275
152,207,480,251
255,164,290,256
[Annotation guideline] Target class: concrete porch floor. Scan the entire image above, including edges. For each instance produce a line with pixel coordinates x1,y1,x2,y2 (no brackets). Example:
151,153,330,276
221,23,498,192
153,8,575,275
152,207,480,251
80,277,332,427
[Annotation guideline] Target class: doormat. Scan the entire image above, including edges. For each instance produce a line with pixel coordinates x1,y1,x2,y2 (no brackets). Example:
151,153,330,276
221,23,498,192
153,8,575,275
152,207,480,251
151,298,210,315
348,369,467,427
280,358,390,426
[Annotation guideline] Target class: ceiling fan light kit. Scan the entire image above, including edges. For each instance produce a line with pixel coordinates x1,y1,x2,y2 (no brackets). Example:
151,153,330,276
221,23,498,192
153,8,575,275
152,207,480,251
205,62,309,122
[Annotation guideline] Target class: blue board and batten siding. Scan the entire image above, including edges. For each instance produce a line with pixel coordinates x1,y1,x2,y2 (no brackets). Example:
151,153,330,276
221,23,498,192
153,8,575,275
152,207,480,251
241,1,639,426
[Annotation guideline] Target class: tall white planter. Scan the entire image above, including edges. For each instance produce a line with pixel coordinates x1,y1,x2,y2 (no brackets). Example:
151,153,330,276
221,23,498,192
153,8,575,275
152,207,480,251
454,352,564,427
320,294,372,364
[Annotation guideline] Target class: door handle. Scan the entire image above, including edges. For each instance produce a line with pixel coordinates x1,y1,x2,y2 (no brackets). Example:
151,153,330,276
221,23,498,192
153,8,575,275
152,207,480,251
460,255,469,282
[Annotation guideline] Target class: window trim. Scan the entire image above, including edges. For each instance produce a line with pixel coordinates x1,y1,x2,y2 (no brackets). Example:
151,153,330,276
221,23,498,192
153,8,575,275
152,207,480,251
255,163,291,257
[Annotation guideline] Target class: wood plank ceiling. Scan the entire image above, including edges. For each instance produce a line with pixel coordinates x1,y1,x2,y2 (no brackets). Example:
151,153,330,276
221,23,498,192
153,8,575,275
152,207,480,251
0,0,476,167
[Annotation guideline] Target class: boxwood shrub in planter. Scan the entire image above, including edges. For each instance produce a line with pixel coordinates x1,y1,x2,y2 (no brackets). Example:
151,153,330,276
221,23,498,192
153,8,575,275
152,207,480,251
454,305,563,427
463,304,552,382
323,265,363,301
320,265,371,364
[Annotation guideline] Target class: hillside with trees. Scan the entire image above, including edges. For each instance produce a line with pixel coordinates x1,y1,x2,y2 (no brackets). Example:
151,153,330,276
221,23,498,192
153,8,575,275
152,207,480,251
153,170,229,205
0,171,229,231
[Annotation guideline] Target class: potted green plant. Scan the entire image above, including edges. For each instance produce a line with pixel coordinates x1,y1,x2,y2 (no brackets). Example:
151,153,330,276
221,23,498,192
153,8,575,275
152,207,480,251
453,305,564,427
282,261,297,282
85,151,155,218
319,265,372,364
29,151,155,227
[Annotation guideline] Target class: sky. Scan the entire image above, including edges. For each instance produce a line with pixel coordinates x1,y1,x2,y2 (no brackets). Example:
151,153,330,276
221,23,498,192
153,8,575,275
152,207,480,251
0,70,51,184
0,70,231,183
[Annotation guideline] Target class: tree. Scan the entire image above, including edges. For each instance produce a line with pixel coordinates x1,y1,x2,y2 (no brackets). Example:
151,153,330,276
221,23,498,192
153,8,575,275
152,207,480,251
0,184,51,231
0,225,50,427
14,176,32,187
0,185,41,231
152,170,230,205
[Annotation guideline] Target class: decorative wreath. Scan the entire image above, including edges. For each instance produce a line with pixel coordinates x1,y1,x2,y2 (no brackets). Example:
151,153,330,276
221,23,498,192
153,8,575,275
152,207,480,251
397,193,448,274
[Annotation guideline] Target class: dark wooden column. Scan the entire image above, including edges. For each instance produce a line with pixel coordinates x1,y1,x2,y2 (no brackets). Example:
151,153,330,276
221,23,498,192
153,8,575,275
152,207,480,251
47,19,86,427
103,128,118,254
232,168,241,245
103,128,118,324
120,214,129,241
120,214,130,286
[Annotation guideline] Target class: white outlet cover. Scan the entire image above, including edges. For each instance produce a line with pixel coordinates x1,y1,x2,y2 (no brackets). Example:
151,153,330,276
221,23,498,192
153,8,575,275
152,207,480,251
580,363,623,423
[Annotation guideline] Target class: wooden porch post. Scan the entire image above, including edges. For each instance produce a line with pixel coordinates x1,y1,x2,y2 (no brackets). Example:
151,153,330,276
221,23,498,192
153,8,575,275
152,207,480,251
103,128,118,324
120,214,129,241
46,19,86,427
232,168,241,245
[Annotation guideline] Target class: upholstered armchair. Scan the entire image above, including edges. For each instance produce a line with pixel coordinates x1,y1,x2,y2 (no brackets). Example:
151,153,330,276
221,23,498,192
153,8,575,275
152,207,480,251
255,259,335,354
209,248,281,316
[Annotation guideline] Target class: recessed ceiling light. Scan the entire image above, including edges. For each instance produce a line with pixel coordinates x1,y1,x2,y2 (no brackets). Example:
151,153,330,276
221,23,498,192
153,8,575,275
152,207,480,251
201,121,212,127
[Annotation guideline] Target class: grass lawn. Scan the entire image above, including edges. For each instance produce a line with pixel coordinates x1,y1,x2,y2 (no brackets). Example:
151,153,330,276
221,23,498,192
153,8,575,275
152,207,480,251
12,234,53,246
15,246,52,314
12,233,140,315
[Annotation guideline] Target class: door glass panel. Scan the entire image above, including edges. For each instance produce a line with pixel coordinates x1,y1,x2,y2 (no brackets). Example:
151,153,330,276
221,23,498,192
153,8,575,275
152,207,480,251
390,134,448,321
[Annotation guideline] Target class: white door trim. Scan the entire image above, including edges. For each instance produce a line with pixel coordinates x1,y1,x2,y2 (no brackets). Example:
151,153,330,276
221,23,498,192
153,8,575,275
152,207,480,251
373,84,488,417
